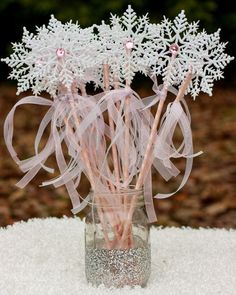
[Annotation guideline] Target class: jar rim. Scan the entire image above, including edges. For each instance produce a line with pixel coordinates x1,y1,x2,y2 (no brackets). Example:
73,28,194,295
90,185,143,197
88,185,144,208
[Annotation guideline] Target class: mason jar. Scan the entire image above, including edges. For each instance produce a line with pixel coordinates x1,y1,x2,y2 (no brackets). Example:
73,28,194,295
85,187,151,288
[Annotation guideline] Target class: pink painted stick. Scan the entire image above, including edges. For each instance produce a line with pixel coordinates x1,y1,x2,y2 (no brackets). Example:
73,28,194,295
68,87,119,247
119,71,193,247
103,64,121,188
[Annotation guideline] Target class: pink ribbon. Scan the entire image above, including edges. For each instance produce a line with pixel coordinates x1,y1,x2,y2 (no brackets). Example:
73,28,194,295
154,99,203,199
140,78,203,219
4,94,97,210
4,85,202,223
64,87,158,221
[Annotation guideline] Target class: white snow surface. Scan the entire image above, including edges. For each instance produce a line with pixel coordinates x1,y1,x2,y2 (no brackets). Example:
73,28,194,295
0,217,235,295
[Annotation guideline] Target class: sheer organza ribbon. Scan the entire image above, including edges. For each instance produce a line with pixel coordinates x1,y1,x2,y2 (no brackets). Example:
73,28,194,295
4,85,202,222
3,94,103,210
142,79,182,183
3,90,154,218
71,87,157,218
153,99,203,198
141,79,202,215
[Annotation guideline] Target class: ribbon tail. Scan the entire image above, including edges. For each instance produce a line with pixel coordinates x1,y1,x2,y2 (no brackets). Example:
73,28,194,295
52,104,81,210
153,158,180,181
16,164,43,188
144,169,157,223
16,135,56,188
4,96,52,165
71,193,91,214
154,100,201,199
154,155,193,199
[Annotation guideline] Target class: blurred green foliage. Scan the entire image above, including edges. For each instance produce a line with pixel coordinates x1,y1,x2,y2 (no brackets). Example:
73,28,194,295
0,0,235,82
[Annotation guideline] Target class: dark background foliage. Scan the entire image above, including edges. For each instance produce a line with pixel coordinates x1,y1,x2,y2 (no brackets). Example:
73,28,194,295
0,0,235,228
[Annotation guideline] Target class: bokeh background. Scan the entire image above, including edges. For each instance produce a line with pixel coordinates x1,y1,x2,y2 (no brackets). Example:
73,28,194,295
0,0,235,228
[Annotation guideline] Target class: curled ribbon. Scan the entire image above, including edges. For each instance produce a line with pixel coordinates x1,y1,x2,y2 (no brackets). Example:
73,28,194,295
70,86,158,221
3,94,102,210
4,83,202,223
138,77,202,220
153,99,203,199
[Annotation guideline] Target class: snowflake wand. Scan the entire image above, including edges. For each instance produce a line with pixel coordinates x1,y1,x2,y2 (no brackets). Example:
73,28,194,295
119,10,233,245
2,7,233,250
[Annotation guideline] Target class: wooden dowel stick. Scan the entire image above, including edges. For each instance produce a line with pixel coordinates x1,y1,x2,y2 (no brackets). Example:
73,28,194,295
103,64,121,188
136,96,166,189
63,117,112,247
119,71,193,246
70,100,96,188
76,75,122,244
123,89,130,183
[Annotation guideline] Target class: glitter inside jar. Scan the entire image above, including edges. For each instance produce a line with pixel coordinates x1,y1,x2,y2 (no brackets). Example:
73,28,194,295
85,188,151,288
85,237,151,288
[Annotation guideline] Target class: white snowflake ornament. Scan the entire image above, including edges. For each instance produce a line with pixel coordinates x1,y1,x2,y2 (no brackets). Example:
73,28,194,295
2,16,98,97
2,9,233,98
96,5,152,85
148,11,234,98
148,11,201,86
188,29,234,97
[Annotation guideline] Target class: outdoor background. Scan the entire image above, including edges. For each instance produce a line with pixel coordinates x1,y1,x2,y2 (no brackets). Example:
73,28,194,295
0,0,235,228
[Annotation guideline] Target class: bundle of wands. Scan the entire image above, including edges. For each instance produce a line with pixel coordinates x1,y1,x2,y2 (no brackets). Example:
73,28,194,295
2,6,233,249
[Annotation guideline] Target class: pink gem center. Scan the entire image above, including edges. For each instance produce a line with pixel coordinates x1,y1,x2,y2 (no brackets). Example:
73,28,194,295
125,40,134,50
169,44,179,55
56,48,65,58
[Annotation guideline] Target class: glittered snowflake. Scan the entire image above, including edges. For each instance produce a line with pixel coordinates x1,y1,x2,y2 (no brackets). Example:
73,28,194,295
2,9,233,98
188,29,234,97
2,16,98,97
96,5,153,85
148,11,234,98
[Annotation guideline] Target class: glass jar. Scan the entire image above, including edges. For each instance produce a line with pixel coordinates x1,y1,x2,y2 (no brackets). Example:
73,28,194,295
85,187,151,288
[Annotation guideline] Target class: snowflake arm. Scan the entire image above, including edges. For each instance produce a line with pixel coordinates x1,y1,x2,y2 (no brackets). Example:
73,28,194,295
148,11,234,98
1,16,99,97
97,5,152,85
